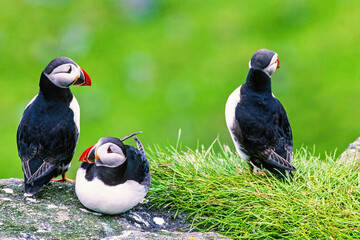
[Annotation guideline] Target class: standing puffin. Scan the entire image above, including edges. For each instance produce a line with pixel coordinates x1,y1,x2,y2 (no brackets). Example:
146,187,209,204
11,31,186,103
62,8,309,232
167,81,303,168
17,57,91,195
225,49,296,178
75,132,150,215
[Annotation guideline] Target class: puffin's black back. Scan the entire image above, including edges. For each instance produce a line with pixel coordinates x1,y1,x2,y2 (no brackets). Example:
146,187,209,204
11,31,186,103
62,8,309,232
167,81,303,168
83,145,150,186
235,69,293,176
17,73,78,194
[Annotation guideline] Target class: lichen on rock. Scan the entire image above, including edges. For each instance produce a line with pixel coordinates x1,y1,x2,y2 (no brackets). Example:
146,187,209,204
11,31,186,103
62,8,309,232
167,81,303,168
0,178,229,240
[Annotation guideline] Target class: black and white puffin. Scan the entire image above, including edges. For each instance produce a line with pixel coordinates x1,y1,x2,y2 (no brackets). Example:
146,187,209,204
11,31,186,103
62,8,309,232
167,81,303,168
225,49,296,178
17,57,92,195
75,132,150,215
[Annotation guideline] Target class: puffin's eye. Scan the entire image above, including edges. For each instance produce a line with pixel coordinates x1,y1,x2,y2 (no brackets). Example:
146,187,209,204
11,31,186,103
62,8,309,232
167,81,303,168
67,66,72,73
107,146,112,153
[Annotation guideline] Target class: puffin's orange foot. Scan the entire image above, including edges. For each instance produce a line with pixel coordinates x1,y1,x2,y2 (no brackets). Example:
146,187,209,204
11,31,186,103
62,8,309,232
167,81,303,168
51,173,75,183
51,178,75,183
253,171,265,176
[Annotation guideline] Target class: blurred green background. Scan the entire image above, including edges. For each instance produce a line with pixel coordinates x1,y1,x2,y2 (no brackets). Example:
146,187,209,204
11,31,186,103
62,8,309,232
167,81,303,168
1,0,360,179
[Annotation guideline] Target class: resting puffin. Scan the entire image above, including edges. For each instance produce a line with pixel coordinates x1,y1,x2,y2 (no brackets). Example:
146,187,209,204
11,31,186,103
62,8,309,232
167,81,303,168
17,57,91,195
225,49,296,178
75,132,150,215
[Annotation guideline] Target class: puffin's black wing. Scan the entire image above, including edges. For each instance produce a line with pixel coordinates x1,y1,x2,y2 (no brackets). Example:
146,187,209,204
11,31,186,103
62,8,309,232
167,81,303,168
276,99,293,149
263,100,295,171
17,100,78,184
124,145,150,184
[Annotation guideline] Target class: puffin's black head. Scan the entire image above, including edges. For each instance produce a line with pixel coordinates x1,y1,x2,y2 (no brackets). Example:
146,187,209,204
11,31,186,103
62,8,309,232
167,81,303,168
79,132,142,168
249,49,280,77
43,57,92,88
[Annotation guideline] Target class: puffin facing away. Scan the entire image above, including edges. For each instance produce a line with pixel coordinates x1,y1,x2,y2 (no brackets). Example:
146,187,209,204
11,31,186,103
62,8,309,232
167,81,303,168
17,57,91,195
75,132,150,215
225,49,296,178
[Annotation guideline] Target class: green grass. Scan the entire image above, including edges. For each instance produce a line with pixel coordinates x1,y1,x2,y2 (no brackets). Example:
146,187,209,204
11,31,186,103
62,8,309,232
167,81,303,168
147,138,360,239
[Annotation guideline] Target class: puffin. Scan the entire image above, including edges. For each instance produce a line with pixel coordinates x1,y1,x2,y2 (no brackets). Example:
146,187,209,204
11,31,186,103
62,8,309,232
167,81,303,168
17,57,92,195
75,132,151,215
225,49,296,178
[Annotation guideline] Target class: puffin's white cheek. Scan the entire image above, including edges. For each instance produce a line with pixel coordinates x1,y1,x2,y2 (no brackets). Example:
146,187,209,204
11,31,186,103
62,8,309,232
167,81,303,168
47,70,80,88
268,68,275,76
48,74,70,88
117,155,126,165
96,154,126,168
266,64,277,77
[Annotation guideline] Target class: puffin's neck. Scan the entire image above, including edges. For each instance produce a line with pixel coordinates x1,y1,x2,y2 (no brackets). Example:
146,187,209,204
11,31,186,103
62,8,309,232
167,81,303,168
110,159,128,175
39,72,73,102
95,160,128,186
245,68,272,93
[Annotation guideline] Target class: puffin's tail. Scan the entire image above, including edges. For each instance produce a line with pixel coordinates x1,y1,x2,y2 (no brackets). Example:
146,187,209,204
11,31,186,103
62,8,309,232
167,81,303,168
264,150,297,172
263,150,296,180
23,176,51,196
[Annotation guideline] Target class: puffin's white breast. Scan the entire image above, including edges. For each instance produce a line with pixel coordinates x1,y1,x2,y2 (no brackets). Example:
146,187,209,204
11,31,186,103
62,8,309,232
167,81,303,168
75,168,148,215
225,85,249,161
225,86,241,131
69,96,80,134
25,94,38,109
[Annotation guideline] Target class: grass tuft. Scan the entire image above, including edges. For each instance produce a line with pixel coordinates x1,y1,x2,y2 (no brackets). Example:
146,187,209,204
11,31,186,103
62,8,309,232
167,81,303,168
147,139,360,239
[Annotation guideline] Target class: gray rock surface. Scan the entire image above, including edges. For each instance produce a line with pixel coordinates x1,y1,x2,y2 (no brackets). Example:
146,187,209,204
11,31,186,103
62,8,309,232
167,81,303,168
0,178,230,240
338,137,360,165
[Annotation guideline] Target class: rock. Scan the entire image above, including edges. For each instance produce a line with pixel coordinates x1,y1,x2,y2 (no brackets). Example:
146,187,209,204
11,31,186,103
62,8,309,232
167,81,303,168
0,179,230,240
102,230,228,240
338,137,360,165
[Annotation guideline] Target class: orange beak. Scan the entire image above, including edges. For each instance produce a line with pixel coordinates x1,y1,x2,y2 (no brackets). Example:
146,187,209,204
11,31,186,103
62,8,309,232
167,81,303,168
79,145,96,163
276,59,280,69
74,68,92,86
